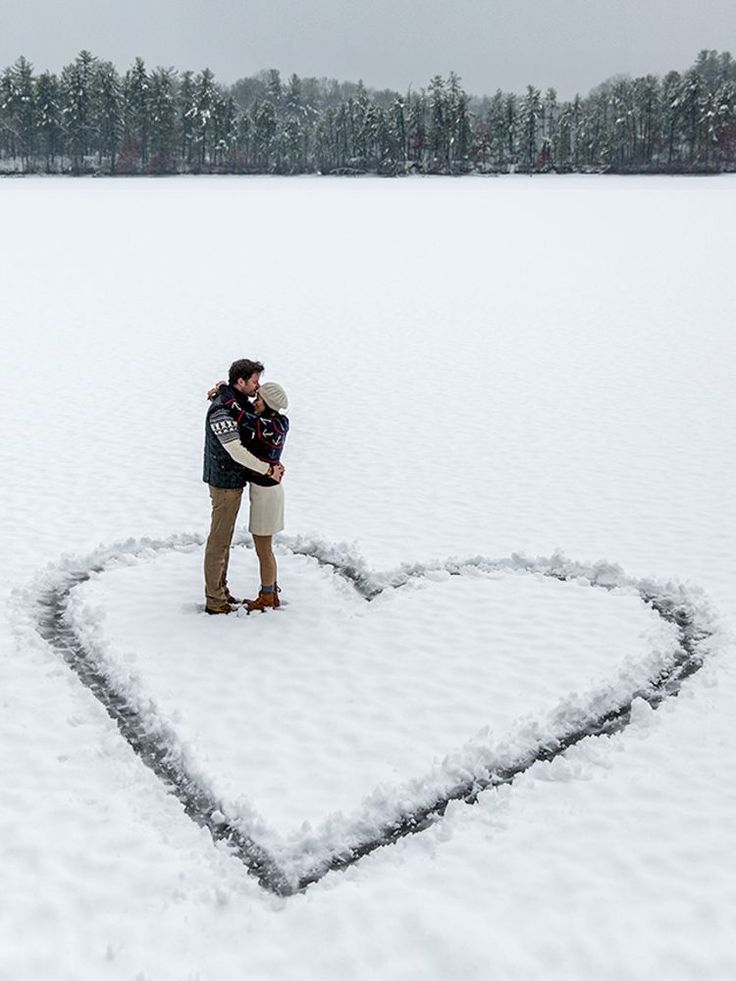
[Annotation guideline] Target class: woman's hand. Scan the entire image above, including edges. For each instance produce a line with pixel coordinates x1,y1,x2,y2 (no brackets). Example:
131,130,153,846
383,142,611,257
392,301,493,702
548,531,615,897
267,462,286,482
207,380,227,400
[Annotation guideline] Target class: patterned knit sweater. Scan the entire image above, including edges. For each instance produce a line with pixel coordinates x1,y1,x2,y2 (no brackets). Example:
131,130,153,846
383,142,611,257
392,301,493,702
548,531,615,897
221,394,289,487
203,387,272,488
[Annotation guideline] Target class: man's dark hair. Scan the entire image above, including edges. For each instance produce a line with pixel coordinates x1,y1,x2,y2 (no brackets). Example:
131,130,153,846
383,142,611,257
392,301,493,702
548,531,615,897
228,359,264,387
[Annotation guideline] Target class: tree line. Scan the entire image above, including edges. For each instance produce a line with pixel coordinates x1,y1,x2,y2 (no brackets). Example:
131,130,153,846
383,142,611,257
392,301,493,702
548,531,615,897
1,49,735,176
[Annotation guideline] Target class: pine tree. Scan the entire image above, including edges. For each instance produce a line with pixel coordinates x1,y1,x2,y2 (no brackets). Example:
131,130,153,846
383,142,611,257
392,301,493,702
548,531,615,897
711,78,736,167
282,73,308,173
661,71,683,166
352,81,371,167
314,106,337,172
0,68,14,160
178,71,196,170
122,57,150,171
280,113,303,173
694,50,722,89
212,91,237,170
484,90,505,170
35,71,63,171
95,60,122,171
503,93,518,169
679,69,705,164
447,73,471,173
253,99,276,170
634,75,660,168
192,68,217,171
570,94,582,169
336,100,352,169
148,67,177,173
541,88,558,169
266,69,282,107
428,75,448,171
608,78,633,169
9,57,36,168
60,50,97,173
519,86,541,172
407,90,428,170
581,84,610,169
391,96,408,173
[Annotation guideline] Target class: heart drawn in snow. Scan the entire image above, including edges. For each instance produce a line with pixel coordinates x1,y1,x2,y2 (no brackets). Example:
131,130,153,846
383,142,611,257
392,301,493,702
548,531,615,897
32,533,714,896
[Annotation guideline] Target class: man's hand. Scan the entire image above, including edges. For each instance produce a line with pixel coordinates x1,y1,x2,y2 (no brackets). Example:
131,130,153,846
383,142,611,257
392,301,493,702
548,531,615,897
207,380,227,400
268,462,286,483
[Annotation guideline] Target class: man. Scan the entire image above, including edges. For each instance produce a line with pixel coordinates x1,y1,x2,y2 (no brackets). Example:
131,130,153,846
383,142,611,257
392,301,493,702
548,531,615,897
203,358,284,614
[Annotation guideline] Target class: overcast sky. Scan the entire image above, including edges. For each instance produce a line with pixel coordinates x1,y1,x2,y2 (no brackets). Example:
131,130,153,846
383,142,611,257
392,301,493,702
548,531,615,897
2,0,734,98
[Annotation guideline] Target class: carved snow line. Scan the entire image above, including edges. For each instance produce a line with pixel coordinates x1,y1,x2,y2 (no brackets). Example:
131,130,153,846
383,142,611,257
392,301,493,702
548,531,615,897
29,534,718,895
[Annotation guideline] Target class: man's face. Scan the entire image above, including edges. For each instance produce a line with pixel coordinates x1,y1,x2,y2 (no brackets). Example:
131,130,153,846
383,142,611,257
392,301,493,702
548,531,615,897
234,371,262,397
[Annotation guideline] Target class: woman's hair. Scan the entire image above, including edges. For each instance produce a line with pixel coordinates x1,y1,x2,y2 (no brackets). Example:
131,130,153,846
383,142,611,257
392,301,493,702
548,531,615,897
228,358,264,387
258,401,278,419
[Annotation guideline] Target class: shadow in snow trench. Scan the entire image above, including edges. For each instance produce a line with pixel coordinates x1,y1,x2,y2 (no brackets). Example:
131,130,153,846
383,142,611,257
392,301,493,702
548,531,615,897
33,536,715,896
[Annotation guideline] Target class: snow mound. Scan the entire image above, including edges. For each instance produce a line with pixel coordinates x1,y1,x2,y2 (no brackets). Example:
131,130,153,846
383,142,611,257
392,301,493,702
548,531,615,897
17,532,719,892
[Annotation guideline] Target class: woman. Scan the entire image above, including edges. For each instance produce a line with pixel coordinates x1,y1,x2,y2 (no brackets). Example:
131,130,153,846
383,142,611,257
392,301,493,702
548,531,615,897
221,381,289,612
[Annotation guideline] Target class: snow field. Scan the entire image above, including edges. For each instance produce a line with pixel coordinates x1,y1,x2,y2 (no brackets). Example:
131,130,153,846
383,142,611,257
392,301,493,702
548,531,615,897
62,543,677,847
1,175,735,980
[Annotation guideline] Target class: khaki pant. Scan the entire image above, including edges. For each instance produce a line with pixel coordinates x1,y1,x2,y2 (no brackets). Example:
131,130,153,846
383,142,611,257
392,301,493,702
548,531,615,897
204,486,243,610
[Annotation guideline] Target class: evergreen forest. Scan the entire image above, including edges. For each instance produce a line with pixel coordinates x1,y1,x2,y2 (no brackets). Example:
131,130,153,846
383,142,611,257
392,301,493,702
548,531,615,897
1,49,735,176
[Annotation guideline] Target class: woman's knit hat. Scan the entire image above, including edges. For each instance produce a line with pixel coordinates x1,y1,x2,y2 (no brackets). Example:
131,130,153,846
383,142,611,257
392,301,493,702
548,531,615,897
258,382,289,412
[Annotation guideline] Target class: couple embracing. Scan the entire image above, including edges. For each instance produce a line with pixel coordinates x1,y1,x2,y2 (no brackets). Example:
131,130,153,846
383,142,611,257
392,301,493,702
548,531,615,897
203,358,289,616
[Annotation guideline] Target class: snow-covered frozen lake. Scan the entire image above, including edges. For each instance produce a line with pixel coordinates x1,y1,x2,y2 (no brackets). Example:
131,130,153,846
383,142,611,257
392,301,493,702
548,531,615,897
1,175,735,980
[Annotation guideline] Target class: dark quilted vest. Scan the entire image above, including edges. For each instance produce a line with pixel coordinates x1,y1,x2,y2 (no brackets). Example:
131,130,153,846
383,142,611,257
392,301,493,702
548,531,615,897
203,388,250,489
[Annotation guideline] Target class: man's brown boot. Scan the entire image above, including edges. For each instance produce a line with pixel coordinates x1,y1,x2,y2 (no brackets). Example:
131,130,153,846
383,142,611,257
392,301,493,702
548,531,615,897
205,603,232,615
